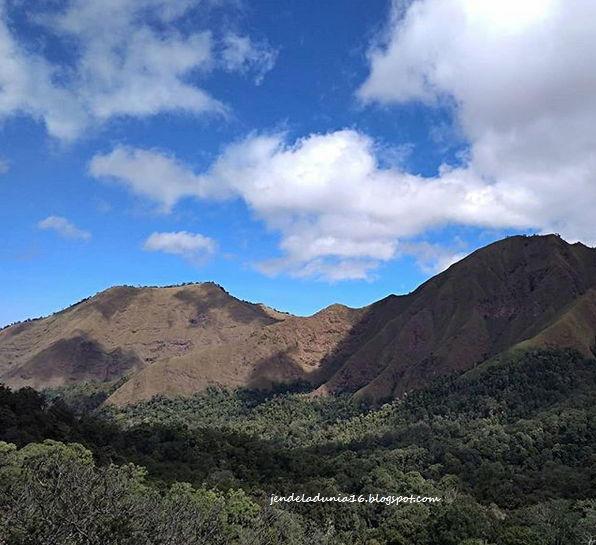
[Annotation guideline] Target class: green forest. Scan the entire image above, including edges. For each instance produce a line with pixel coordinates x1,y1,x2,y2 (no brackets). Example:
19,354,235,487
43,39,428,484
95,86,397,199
1,348,596,544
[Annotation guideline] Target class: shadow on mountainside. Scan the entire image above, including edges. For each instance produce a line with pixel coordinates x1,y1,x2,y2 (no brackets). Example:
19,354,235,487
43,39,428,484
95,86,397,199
2,334,143,390
243,301,396,395
173,287,284,327
249,235,596,402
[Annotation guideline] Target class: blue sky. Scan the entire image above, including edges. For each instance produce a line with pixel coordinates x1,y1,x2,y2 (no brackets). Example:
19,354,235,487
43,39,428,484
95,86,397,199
1,0,595,327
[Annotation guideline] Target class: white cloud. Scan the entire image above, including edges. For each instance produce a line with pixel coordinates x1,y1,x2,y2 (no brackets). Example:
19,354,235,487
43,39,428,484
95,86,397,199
143,231,216,265
0,0,276,140
358,0,596,245
37,215,91,241
0,2,81,141
89,147,229,212
0,156,8,174
221,33,278,85
90,130,534,279
400,241,467,274
257,258,381,282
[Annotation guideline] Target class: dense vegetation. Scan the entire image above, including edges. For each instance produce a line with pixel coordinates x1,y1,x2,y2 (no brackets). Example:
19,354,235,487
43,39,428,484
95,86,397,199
1,349,596,543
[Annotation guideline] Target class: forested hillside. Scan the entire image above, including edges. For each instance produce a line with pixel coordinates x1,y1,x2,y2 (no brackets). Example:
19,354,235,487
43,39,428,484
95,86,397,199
1,349,596,543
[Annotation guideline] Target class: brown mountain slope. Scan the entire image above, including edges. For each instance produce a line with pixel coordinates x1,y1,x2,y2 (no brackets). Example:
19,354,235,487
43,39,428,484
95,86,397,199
106,234,596,405
514,288,596,354
107,303,365,405
0,283,286,390
317,234,596,399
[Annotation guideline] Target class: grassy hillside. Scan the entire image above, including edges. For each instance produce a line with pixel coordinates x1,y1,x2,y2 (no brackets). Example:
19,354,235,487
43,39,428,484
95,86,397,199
0,282,285,390
104,235,596,404
2,235,596,405
319,234,596,399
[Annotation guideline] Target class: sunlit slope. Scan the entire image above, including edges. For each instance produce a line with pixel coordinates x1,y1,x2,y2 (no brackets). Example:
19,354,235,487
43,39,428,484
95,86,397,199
0,283,285,390
107,303,365,405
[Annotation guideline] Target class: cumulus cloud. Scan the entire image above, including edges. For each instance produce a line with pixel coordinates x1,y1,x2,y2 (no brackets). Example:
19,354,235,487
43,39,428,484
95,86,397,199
358,0,596,245
91,130,537,279
143,231,216,265
89,147,229,212
0,0,276,140
85,1,596,279
90,0,596,280
256,257,381,282
37,215,91,241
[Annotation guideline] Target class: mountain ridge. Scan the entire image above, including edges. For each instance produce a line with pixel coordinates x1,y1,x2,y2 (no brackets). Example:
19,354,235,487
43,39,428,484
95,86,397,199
2,234,596,404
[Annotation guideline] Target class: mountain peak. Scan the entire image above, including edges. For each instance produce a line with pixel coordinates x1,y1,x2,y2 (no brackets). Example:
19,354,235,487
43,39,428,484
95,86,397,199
0,282,285,391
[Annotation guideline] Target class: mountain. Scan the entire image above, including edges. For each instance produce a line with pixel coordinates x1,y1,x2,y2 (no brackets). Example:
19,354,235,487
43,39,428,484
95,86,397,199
316,234,596,400
107,234,596,405
0,283,286,390
106,302,366,404
2,234,596,404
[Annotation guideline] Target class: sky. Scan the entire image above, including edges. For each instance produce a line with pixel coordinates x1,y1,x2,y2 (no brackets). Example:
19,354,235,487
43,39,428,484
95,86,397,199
1,0,596,326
